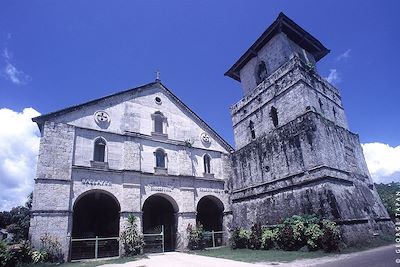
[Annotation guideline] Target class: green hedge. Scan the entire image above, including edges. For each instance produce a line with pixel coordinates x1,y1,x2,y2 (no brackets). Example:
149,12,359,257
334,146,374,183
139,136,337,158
230,215,341,252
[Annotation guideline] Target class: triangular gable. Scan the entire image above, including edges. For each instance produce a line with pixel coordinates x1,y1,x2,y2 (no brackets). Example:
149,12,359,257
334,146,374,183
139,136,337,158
33,81,234,152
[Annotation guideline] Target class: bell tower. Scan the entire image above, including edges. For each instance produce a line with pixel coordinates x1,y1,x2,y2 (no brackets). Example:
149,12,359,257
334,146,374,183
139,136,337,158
227,13,393,244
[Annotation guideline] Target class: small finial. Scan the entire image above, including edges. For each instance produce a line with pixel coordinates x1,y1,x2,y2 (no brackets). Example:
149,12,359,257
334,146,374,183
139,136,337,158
155,70,160,82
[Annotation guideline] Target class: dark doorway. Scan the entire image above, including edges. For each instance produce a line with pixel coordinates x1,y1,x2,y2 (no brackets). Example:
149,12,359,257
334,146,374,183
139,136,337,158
71,191,120,260
196,196,224,231
142,195,177,252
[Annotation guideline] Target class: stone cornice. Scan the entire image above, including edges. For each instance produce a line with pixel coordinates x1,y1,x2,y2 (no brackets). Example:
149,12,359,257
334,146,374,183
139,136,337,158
31,210,71,215
232,175,354,203
233,111,359,153
71,165,226,184
35,178,72,184
231,164,359,203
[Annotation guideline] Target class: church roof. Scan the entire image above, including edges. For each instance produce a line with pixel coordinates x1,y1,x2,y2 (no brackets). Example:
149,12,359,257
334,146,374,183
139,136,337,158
32,81,234,152
225,12,330,82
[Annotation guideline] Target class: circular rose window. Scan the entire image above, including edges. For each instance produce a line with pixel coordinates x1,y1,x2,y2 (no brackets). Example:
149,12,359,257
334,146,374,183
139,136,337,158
155,97,162,105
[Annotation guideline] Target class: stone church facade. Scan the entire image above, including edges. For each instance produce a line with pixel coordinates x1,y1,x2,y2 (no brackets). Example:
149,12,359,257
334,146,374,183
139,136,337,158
29,13,392,260
29,82,233,258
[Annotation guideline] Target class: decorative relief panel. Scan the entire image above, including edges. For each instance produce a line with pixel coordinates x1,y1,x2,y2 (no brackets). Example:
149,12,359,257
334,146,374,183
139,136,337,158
200,132,211,147
93,110,110,128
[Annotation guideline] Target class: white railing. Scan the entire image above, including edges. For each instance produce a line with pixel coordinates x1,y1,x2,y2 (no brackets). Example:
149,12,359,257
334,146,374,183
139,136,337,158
70,236,119,260
203,230,227,248
143,225,164,253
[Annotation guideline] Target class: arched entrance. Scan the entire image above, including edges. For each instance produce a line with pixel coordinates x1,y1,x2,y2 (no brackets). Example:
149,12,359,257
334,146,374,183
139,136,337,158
71,190,120,260
196,196,224,231
142,194,178,252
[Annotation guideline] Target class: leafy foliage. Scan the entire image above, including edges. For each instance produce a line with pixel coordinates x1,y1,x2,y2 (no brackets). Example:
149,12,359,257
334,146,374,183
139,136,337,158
261,228,278,250
0,192,32,242
0,240,11,267
186,223,205,250
230,228,250,249
375,182,399,221
304,223,323,251
120,215,144,256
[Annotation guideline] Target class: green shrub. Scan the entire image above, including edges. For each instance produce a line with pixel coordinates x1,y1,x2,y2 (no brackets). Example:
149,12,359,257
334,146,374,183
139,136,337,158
261,228,278,250
120,215,144,256
230,215,341,253
230,227,250,249
8,240,32,264
0,240,11,267
186,223,205,250
0,240,33,267
248,223,262,250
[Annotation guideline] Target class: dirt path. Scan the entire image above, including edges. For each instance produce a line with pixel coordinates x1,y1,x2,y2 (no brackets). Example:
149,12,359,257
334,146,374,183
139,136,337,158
99,252,266,267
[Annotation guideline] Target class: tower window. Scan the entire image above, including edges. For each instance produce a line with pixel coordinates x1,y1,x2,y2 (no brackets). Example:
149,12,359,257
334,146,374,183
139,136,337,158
255,61,268,85
249,120,256,139
319,99,324,112
153,111,165,134
333,107,337,118
94,138,106,162
155,148,166,168
203,154,211,174
270,106,278,127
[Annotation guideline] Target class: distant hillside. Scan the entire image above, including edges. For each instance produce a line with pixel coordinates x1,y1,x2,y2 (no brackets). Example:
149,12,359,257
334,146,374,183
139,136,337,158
375,182,399,221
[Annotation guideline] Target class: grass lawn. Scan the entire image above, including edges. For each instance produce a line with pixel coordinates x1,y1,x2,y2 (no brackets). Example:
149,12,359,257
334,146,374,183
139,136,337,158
21,255,145,267
190,235,394,264
190,247,329,263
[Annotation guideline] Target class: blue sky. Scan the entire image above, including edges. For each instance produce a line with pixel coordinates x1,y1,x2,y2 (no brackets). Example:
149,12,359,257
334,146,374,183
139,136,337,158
0,1,399,209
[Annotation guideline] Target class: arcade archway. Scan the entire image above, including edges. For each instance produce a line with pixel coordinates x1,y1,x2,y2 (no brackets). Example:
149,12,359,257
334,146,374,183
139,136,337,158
71,190,120,260
196,196,224,231
142,194,178,252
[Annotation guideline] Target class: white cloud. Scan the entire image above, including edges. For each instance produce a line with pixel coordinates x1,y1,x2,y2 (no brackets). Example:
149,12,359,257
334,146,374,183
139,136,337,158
362,142,400,183
1,48,31,85
336,49,351,61
325,69,341,84
0,107,41,211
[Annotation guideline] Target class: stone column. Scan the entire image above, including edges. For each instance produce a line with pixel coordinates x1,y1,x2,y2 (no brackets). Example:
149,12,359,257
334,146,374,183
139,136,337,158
176,212,196,251
223,211,233,245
